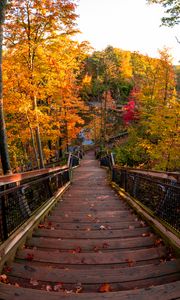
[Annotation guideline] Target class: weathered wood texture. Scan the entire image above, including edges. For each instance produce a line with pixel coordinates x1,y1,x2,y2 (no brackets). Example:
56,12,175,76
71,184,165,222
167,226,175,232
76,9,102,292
0,152,180,299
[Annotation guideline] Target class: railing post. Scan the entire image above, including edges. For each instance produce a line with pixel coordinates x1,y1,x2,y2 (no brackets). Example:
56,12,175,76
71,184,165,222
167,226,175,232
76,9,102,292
1,195,8,241
124,170,127,192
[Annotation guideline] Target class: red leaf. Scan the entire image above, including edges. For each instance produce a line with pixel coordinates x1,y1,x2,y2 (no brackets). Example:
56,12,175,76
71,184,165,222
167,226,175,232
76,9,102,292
154,239,163,247
54,282,64,291
26,253,34,261
125,259,135,267
38,224,45,228
69,247,82,254
68,249,76,254
99,283,112,292
3,267,12,273
93,246,100,252
102,242,109,249
75,247,82,253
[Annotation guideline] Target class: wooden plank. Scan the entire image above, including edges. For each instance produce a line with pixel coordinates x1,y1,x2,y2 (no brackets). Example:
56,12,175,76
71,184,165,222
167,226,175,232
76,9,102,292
55,203,128,211
0,281,180,300
43,221,144,230
8,260,180,284
16,247,167,265
27,236,156,250
33,227,151,239
48,214,135,223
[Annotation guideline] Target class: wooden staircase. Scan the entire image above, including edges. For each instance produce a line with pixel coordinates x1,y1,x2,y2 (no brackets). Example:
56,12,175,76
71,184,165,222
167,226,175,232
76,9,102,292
0,152,180,299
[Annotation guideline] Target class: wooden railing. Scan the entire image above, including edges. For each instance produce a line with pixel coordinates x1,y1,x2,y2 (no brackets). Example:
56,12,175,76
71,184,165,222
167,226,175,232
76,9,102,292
100,153,180,234
0,153,80,243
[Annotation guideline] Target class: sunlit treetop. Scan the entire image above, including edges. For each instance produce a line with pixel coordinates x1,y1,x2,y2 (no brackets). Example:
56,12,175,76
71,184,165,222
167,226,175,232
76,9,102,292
4,0,79,47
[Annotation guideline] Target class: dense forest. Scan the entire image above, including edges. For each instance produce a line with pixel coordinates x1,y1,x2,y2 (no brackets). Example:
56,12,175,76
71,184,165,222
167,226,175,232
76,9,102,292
0,0,179,173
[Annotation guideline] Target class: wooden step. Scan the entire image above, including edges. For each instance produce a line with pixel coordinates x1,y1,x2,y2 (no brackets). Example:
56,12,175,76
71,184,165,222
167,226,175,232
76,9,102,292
33,227,151,239
27,236,156,250
7,260,180,286
16,247,167,265
42,221,146,230
0,281,180,300
48,214,135,223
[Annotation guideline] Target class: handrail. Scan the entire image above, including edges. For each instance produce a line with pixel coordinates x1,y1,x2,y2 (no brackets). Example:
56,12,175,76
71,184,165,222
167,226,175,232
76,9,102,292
0,165,68,187
99,153,180,234
0,153,80,244
113,165,179,183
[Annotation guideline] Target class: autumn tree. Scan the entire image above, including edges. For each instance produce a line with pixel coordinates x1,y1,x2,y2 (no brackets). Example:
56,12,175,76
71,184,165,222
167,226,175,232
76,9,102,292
0,0,11,174
116,48,179,170
4,0,78,168
3,34,87,169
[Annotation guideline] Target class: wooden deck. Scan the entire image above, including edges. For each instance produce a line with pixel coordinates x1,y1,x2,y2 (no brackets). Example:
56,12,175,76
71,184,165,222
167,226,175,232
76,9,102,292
0,152,180,299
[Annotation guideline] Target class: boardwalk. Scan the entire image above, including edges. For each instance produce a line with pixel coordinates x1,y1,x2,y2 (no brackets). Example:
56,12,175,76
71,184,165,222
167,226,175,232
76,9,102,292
0,152,180,299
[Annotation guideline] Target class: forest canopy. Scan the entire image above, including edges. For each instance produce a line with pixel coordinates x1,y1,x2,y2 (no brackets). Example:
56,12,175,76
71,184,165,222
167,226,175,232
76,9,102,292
0,0,179,173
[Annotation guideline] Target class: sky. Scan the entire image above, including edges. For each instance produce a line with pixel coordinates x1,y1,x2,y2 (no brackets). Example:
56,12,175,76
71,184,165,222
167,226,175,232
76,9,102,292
76,0,180,64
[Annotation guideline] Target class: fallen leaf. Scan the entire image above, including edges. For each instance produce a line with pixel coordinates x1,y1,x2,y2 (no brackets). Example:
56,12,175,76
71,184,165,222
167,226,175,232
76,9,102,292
102,243,109,249
64,289,73,294
0,274,8,283
86,228,91,231
128,225,135,230
100,225,106,230
54,282,64,291
142,232,150,237
75,282,83,294
87,214,92,218
99,283,112,292
14,283,20,288
125,259,135,267
26,253,34,261
38,224,45,228
154,239,163,246
46,284,52,291
30,278,39,286
3,267,12,273
75,247,82,253
93,246,100,252
140,221,146,227
68,249,76,254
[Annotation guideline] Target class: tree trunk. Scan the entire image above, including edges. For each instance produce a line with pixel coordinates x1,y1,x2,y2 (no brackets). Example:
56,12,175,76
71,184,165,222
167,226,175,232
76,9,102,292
33,96,44,168
35,126,44,168
58,137,63,159
0,0,12,174
26,112,39,168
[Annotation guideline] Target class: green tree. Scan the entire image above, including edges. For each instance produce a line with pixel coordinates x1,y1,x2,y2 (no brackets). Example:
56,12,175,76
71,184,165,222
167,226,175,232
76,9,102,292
147,0,180,26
